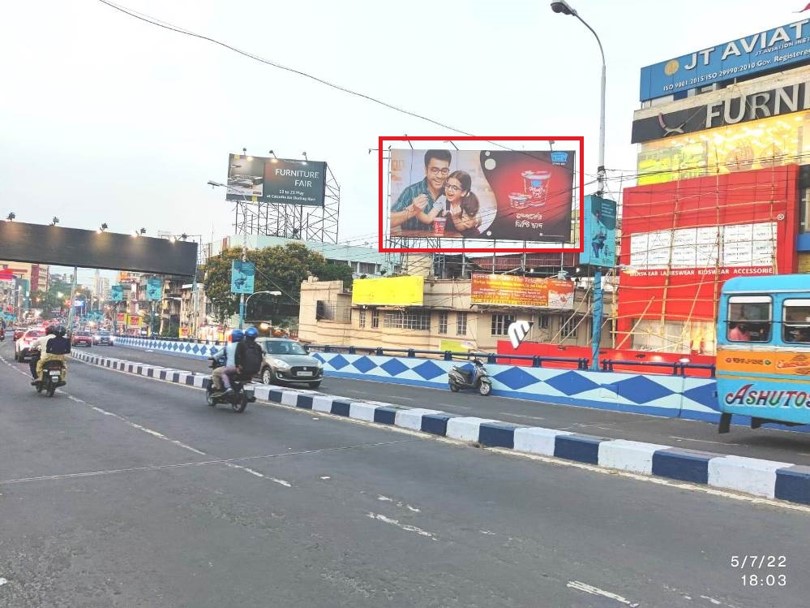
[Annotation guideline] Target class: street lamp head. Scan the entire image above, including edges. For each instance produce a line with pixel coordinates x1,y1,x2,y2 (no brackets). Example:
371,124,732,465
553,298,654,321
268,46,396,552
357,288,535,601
550,1,577,16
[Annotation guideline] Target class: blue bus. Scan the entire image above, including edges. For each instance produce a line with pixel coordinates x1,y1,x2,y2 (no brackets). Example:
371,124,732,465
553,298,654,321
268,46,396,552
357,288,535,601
716,274,810,433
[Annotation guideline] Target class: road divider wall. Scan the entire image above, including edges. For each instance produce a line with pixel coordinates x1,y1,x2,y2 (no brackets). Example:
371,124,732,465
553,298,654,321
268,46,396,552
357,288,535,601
110,337,717,421
69,349,810,507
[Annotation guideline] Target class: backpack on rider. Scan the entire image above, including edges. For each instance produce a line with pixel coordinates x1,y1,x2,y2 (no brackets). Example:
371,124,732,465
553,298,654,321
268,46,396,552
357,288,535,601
236,327,264,378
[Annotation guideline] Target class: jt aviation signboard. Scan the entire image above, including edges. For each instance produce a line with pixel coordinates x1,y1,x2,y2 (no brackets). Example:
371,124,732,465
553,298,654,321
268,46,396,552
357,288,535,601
639,19,810,101
632,79,810,143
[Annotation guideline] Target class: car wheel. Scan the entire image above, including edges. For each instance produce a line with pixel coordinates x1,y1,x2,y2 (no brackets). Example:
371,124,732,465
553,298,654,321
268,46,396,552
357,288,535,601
261,367,275,385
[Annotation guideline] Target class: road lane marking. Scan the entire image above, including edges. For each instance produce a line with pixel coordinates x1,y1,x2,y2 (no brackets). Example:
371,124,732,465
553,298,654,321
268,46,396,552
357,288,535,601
366,512,437,541
0,577,7,586
0,440,412,486
65,395,207,456
378,495,393,502
567,581,639,607
700,595,723,606
269,477,292,487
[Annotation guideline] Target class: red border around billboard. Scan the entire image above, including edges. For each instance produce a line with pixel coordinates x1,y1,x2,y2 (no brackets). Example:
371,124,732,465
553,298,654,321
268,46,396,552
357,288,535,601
378,136,585,254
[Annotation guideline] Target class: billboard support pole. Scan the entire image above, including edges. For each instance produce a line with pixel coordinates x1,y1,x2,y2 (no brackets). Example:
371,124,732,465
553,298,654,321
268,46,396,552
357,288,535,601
66,266,78,335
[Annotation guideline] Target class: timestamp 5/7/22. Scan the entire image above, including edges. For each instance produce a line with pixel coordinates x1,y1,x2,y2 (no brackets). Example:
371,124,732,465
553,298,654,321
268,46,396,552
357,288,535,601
741,574,787,587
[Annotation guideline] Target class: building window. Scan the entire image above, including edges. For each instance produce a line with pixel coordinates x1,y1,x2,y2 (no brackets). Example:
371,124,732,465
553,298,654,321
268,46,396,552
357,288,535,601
491,314,516,336
371,309,379,328
438,311,448,334
358,262,377,275
561,316,579,340
456,312,468,336
383,309,431,331
358,309,366,328
539,315,549,329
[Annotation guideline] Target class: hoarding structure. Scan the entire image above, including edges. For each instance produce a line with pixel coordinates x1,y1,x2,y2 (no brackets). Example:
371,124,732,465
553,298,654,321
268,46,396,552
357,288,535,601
225,153,340,244
470,274,574,309
351,276,424,307
639,19,810,101
379,137,584,254
617,165,799,351
579,195,617,269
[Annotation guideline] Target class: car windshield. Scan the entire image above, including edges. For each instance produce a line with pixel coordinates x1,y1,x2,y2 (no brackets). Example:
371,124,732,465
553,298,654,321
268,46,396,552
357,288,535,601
24,330,42,339
264,340,307,356
77,331,91,336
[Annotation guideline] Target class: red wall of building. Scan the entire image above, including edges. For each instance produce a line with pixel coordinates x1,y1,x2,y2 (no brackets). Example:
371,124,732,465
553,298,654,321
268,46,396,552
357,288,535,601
617,165,799,339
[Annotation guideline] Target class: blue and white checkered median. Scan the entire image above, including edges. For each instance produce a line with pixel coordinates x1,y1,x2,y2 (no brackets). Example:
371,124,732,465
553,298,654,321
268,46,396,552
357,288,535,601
71,350,810,507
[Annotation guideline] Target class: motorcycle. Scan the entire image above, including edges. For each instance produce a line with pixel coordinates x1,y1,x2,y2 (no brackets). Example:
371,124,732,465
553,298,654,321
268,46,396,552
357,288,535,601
34,360,66,397
0,327,5,341
205,356,255,413
448,358,492,396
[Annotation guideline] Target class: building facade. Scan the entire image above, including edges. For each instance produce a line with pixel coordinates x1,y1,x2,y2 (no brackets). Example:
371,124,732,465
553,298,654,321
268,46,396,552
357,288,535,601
619,21,810,354
298,276,611,353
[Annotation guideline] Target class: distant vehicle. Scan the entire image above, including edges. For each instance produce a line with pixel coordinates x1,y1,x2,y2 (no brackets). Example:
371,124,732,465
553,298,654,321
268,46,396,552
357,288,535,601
256,337,323,388
15,329,43,362
93,330,113,346
71,330,93,347
717,274,810,433
13,327,25,341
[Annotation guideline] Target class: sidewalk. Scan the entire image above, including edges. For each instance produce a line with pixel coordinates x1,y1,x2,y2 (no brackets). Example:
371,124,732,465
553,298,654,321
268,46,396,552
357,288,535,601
69,347,810,507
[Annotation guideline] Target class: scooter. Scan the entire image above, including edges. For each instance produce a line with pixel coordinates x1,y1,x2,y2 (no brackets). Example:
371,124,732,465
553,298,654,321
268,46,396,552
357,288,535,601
448,358,492,396
34,360,66,398
205,357,255,413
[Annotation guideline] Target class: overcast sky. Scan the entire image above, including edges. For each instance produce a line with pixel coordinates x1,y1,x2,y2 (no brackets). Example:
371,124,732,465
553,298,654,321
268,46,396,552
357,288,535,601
2,0,806,281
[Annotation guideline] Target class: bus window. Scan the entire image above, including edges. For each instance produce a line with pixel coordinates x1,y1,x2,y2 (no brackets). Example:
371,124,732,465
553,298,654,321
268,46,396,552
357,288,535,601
727,295,772,342
783,299,810,344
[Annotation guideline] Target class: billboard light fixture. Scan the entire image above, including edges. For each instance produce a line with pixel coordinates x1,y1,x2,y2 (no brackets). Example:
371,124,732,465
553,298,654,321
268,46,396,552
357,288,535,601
133,227,146,238
302,152,308,164
97,223,108,234
268,150,278,162
6,212,14,222
50,217,59,226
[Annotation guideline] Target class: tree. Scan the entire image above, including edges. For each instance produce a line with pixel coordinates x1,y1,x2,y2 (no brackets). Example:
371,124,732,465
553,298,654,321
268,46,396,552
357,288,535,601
202,243,355,324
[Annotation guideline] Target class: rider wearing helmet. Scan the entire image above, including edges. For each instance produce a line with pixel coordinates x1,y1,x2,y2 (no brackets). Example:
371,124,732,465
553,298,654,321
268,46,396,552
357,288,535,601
29,325,56,381
31,325,71,385
234,326,264,387
211,329,244,394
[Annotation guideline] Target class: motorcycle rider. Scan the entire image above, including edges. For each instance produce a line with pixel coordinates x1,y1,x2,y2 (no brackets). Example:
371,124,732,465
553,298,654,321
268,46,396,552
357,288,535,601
211,329,243,395
232,326,264,391
30,325,71,385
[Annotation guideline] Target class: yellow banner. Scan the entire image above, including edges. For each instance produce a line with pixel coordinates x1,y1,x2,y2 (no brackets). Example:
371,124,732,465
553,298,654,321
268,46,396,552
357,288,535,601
470,273,574,309
439,339,477,352
637,110,810,185
351,276,424,306
717,349,810,376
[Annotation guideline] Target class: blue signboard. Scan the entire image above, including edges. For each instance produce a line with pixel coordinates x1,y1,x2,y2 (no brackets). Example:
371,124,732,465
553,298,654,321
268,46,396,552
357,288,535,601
640,19,810,101
230,260,255,295
110,284,124,303
146,278,163,301
579,195,616,269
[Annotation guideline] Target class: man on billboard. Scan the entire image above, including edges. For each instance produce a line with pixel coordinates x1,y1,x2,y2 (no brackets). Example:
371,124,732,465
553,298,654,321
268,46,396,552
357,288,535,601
390,149,452,231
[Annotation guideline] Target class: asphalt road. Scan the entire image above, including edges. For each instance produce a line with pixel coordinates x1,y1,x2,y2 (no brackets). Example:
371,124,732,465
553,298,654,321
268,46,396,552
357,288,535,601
98,343,810,467
1,340,809,607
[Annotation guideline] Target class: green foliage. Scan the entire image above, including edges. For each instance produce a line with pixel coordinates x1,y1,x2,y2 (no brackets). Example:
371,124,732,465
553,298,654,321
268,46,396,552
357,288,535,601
202,243,354,322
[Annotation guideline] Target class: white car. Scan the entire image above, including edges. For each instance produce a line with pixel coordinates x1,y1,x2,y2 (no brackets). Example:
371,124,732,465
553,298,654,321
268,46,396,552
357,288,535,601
15,328,45,362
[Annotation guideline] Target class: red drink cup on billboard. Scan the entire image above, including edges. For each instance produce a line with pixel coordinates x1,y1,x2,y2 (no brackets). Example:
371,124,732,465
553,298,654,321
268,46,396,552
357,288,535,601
433,215,447,236
522,170,551,207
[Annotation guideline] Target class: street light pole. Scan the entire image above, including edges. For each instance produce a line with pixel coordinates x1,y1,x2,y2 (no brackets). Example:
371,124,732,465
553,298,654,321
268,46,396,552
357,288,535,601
551,0,607,370
207,180,250,329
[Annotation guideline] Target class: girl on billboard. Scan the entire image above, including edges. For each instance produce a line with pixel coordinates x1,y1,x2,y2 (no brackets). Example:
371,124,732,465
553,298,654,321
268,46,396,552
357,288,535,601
444,171,483,237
